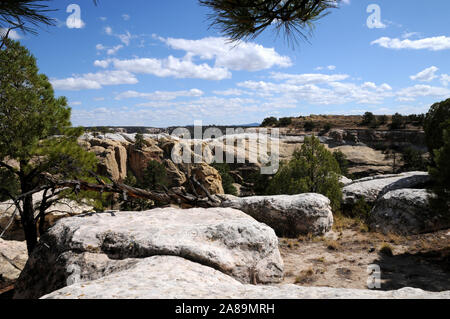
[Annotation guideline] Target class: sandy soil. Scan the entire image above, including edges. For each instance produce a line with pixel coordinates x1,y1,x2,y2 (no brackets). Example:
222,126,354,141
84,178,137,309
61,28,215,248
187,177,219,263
280,228,450,292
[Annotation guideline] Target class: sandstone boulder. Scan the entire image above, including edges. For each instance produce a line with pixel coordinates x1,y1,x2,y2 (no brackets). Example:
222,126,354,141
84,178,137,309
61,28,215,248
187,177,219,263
343,171,430,205
88,138,128,182
191,163,224,195
369,189,450,235
0,239,27,287
14,207,283,299
221,194,333,237
41,255,450,299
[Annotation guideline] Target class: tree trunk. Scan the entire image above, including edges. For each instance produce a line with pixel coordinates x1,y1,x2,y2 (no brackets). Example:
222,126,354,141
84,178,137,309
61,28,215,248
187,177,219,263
21,194,38,255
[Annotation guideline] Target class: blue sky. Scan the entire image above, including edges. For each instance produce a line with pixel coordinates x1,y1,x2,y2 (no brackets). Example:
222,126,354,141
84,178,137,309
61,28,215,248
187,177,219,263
8,0,450,127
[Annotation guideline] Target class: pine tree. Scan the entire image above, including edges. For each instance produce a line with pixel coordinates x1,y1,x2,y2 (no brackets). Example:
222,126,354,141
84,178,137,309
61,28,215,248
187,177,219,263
0,39,98,254
267,135,342,211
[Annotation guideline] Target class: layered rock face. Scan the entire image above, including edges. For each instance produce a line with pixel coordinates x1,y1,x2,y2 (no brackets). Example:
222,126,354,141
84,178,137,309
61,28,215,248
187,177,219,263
342,171,430,205
41,255,450,299
369,189,450,235
221,194,333,237
80,133,224,195
14,207,283,299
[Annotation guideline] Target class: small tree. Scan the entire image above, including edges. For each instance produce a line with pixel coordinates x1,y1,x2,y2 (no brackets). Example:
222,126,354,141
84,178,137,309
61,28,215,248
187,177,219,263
401,147,427,172
424,98,450,162
361,112,377,127
429,125,450,217
390,113,406,130
261,117,279,127
304,121,316,132
279,117,292,127
134,133,146,150
141,160,169,191
267,136,342,211
211,163,237,196
333,150,349,177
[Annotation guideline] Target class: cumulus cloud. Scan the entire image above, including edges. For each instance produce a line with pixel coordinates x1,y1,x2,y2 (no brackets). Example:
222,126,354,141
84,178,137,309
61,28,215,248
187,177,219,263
410,66,439,82
371,36,450,51
441,74,450,86
95,57,231,81
51,70,138,91
115,89,204,101
270,72,349,84
396,84,450,101
238,74,394,105
163,37,292,72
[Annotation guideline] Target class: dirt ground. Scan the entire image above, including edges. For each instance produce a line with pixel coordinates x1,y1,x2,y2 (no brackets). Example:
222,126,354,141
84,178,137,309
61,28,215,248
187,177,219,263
280,223,450,292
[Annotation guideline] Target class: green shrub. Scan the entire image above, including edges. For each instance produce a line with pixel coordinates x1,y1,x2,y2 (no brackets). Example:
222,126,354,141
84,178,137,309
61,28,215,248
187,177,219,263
390,113,406,130
401,147,428,172
266,136,342,211
141,160,169,191
261,117,279,127
211,163,238,196
350,197,373,220
362,112,377,127
279,117,292,127
304,121,316,132
333,151,349,177
134,133,146,150
424,98,450,162
429,126,450,217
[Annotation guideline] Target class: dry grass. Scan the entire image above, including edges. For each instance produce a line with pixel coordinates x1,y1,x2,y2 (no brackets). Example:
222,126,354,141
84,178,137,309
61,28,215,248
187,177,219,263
326,240,341,251
294,268,316,285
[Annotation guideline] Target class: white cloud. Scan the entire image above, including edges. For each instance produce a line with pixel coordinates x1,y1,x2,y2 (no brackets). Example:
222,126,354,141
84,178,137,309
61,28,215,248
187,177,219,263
212,89,247,96
104,26,113,35
97,56,231,81
122,14,130,21
0,28,21,40
107,45,124,55
51,70,138,91
441,74,450,86
163,36,292,71
371,36,450,51
396,84,450,101
115,89,204,101
410,66,439,82
270,72,350,84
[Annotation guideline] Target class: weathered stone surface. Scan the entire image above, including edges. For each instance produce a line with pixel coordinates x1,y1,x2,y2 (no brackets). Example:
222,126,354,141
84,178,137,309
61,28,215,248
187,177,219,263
127,142,164,182
14,207,283,299
339,176,353,186
0,239,27,286
0,191,94,241
221,194,333,237
343,171,430,204
41,256,450,299
369,189,450,235
191,163,224,195
163,159,187,187
88,138,128,181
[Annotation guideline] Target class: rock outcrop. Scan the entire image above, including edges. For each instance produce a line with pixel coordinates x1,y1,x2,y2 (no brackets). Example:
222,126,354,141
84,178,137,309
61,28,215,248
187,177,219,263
14,207,283,299
342,171,430,205
0,239,27,287
221,194,333,237
41,255,450,299
369,189,450,235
